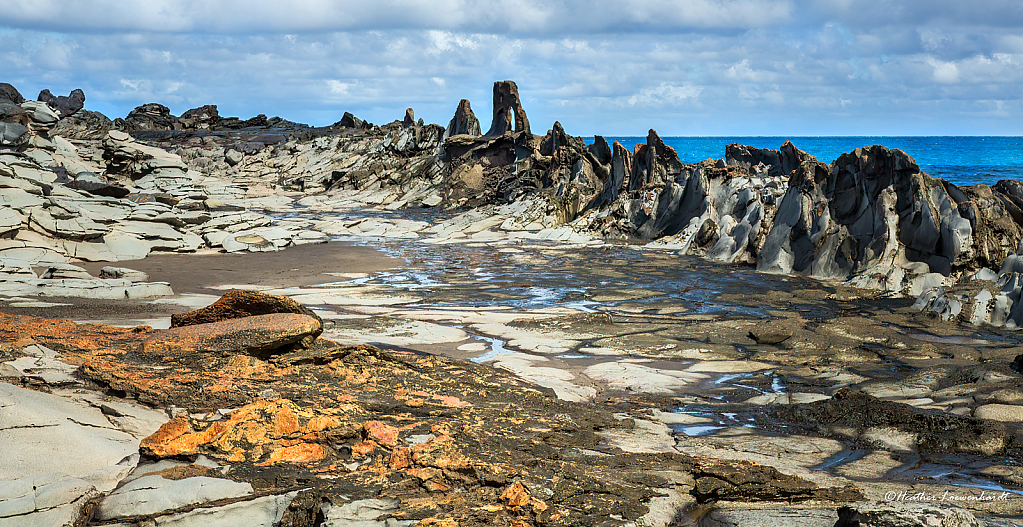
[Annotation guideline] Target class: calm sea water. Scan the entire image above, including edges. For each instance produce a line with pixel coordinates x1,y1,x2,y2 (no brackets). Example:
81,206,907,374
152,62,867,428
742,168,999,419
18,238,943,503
594,136,1023,188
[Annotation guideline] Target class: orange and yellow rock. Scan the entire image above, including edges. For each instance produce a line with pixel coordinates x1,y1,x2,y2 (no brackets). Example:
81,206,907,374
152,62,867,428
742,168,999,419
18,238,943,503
364,420,400,446
258,443,326,466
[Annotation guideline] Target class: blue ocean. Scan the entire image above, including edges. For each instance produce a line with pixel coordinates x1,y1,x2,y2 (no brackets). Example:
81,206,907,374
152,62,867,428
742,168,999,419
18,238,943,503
595,136,1023,188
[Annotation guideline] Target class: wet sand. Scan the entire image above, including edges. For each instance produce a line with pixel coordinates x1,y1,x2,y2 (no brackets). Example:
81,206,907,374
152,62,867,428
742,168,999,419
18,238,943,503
1,241,402,323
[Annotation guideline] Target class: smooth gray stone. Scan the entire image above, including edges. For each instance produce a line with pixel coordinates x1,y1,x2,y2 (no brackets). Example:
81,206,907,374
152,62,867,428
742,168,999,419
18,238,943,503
96,475,253,520
99,266,149,282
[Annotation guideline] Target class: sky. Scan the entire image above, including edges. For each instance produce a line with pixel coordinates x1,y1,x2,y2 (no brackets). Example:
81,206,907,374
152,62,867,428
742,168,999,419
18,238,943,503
2,0,1022,136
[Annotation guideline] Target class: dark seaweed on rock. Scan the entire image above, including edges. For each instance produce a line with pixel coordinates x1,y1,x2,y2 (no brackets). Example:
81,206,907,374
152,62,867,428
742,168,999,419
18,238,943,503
772,388,1020,456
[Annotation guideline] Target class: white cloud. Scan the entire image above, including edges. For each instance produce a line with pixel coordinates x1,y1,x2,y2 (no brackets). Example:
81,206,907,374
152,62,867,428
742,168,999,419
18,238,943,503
929,59,960,84
626,83,703,106
3,0,796,34
1,1,1021,134
326,80,353,95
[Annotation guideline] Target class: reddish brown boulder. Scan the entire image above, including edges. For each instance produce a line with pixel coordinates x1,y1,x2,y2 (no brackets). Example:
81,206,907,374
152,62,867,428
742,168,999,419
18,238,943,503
171,289,322,345
143,313,321,358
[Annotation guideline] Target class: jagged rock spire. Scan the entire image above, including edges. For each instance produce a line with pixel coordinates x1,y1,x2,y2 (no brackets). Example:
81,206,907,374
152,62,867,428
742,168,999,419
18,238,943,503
445,99,480,137
485,80,530,137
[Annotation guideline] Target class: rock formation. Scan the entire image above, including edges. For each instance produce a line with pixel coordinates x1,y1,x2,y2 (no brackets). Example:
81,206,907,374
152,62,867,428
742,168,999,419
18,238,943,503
484,80,530,137
7,79,1023,329
0,83,25,104
118,102,181,131
178,104,220,129
444,99,481,138
37,88,85,118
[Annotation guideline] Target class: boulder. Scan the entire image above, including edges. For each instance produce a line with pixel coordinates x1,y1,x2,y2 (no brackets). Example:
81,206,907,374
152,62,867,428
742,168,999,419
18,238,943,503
0,122,29,146
749,325,793,345
225,148,244,166
141,313,322,358
37,88,85,118
19,101,60,134
172,289,322,335
99,266,149,282
0,101,28,123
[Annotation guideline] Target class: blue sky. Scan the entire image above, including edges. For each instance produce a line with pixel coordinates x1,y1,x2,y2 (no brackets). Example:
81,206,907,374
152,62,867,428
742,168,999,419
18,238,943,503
3,0,1022,136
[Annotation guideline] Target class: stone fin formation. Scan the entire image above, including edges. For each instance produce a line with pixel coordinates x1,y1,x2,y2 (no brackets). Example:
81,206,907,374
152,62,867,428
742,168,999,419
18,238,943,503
484,80,530,137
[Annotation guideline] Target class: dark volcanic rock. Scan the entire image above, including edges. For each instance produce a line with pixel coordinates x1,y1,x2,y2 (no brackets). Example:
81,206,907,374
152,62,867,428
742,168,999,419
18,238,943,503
0,83,25,104
0,122,29,146
120,102,181,131
758,145,1020,290
402,108,415,129
179,104,220,129
37,88,85,118
51,109,114,139
484,80,530,137
334,112,371,130
445,99,481,137
629,129,683,191
726,141,813,178
773,388,1016,455
589,135,612,165
748,325,793,345
0,101,28,124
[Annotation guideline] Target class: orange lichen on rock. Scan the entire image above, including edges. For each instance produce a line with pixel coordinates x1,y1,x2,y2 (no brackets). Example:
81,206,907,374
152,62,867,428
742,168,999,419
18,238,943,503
352,440,379,457
141,417,228,457
501,481,531,509
0,314,145,362
258,443,326,466
307,415,343,432
364,420,400,446
142,399,313,459
389,447,412,469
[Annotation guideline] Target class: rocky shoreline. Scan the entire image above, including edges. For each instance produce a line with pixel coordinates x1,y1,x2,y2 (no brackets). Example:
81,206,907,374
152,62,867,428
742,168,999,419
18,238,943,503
3,80,1023,526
